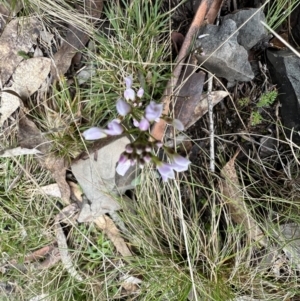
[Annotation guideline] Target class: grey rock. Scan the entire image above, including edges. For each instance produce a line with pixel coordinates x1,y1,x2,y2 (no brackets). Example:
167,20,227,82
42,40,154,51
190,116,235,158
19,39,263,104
279,223,300,269
223,8,267,50
195,19,254,82
257,223,300,277
266,49,300,144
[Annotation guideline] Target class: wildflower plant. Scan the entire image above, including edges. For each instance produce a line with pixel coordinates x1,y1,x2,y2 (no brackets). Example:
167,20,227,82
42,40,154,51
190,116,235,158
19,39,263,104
83,76,191,181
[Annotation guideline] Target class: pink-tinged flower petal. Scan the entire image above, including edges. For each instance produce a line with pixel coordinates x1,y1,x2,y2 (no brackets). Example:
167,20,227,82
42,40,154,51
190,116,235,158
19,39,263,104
82,127,107,140
118,153,128,164
171,154,191,172
130,158,137,166
124,76,133,89
156,141,163,148
116,99,131,116
133,119,139,127
170,163,188,172
137,87,144,98
157,163,175,182
116,159,131,176
125,144,134,154
145,101,163,122
143,154,152,163
139,118,150,131
105,119,123,136
124,88,136,101
173,154,191,166
173,119,184,131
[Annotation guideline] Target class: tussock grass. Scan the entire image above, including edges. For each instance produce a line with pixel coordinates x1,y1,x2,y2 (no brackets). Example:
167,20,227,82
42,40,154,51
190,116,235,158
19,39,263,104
266,0,300,30
25,0,172,161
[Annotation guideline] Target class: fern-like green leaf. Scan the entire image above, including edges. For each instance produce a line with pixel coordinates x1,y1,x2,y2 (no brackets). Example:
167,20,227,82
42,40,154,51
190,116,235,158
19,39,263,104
256,91,278,108
251,111,263,126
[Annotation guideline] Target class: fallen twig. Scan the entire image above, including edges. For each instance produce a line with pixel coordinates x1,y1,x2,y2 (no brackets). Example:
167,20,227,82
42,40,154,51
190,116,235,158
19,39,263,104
261,21,300,58
207,75,215,172
205,0,223,24
3,243,61,274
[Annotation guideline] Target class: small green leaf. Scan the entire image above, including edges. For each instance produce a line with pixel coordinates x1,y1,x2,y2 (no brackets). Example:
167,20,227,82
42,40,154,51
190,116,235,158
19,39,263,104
17,50,31,60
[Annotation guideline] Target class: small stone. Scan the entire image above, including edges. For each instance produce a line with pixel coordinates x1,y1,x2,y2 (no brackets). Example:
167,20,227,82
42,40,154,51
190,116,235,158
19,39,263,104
223,8,267,50
266,49,300,144
195,19,254,82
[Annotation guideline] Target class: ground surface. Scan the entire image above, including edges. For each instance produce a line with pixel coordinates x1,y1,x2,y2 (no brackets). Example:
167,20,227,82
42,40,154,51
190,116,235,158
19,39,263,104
1,0,300,300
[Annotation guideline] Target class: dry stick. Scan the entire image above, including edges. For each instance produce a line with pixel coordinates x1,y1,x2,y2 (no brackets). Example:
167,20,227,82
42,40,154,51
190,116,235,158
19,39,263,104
151,0,213,141
205,0,223,24
261,21,300,58
24,244,57,262
207,75,215,172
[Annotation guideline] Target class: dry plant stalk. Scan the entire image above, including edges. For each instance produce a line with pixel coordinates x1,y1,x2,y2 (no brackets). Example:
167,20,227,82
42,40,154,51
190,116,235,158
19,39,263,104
207,75,215,172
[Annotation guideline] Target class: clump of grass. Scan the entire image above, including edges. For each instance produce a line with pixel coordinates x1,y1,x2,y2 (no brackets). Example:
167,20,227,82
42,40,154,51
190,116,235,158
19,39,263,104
0,155,126,300
0,156,59,298
27,0,172,163
81,0,172,127
118,165,246,300
29,79,85,161
266,0,299,30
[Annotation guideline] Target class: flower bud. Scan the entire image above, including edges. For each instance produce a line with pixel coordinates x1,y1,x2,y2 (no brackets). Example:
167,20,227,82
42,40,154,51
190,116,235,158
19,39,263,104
139,118,150,131
124,76,133,88
125,144,134,154
172,119,184,131
124,88,136,101
137,87,144,98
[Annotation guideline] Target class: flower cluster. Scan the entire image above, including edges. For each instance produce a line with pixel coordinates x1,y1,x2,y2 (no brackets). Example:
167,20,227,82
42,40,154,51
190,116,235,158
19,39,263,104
82,76,190,181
